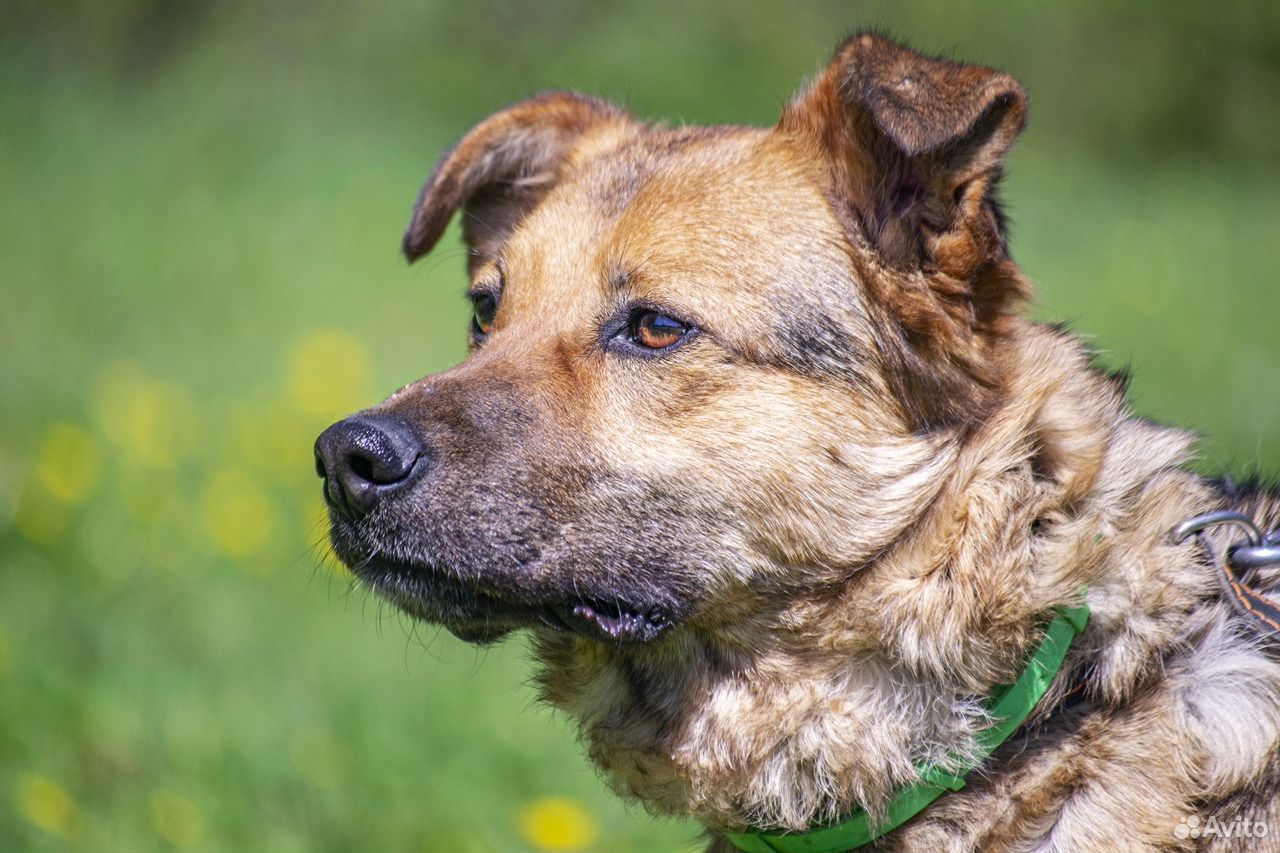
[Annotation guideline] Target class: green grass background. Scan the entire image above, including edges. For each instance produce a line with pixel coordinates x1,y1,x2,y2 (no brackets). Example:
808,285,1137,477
0,1,1277,850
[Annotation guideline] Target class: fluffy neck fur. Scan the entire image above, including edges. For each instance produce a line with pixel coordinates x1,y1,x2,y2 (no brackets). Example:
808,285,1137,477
531,322,1277,842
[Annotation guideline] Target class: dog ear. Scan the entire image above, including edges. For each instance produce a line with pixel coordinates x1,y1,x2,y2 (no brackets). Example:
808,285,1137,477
403,91,631,268
781,33,1031,430
781,32,1025,276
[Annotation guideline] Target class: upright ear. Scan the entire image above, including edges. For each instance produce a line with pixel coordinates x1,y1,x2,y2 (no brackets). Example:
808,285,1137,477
781,33,1031,430
403,91,632,268
781,32,1026,274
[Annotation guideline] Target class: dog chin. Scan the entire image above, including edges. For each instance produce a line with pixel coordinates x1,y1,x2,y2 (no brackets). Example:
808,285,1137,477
444,622,517,645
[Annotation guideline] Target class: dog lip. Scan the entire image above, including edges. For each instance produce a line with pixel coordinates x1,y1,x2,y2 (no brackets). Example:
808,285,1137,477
336,548,675,645
567,600,672,644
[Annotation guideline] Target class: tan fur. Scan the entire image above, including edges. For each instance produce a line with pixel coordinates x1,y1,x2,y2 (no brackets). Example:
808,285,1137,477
325,32,1280,852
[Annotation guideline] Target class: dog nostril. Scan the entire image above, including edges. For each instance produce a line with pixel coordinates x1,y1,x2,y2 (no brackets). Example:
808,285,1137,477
347,453,376,483
314,449,328,480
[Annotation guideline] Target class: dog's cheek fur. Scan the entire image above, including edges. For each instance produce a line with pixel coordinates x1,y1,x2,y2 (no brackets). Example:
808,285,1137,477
527,373,969,828
523,342,992,828
596,360,955,591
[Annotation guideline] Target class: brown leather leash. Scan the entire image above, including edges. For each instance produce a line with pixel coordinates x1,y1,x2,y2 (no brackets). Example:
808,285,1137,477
1175,510,1280,638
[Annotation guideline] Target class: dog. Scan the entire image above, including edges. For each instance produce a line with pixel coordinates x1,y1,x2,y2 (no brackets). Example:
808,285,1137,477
314,33,1280,852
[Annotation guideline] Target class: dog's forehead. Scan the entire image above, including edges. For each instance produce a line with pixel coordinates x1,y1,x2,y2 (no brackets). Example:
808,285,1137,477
615,129,838,263
500,126,856,326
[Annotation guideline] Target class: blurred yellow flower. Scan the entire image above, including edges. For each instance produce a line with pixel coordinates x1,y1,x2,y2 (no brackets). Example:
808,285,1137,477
91,362,196,469
34,422,101,504
517,796,600,852
149,790,205,848
13,480,73,546
288,329,373,421
18,774,76,837
201,467,279,561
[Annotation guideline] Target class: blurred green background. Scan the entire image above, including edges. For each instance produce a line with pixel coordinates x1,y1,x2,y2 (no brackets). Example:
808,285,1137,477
1,1,1277,851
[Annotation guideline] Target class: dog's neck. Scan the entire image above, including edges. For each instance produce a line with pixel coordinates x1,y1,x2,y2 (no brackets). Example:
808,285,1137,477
531,324,1213,833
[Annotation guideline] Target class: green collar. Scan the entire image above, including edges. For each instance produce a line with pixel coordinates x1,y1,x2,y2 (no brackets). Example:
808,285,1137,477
720,596,1091,853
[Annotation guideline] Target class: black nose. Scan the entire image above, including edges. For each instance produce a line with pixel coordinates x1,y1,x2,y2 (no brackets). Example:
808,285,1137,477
314,415,425,520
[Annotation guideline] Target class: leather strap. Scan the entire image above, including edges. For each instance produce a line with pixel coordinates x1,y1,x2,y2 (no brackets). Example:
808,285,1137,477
1199,532,1280,638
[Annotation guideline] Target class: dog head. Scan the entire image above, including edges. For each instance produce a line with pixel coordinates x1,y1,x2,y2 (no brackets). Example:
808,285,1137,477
316,33,1030,648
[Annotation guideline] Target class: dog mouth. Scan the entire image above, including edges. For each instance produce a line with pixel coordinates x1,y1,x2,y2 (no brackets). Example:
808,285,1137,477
339,550,675,645
568,600,671,643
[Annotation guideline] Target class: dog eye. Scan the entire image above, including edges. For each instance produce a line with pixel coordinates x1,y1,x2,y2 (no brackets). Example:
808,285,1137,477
470,293,497,340
629,311,688,350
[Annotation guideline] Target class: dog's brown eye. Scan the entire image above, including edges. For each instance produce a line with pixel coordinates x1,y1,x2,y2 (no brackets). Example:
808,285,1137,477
471,293,497,339
631,311,687,350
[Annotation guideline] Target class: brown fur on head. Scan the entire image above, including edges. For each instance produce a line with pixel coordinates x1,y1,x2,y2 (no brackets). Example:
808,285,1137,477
323,32,1280,851
781,33,1030,431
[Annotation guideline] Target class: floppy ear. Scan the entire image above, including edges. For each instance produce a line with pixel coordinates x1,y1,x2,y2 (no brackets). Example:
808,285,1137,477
781,33,1031,430
403,91,632,268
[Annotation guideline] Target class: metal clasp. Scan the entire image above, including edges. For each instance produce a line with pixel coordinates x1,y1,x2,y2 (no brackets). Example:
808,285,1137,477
1174,510,1280,570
